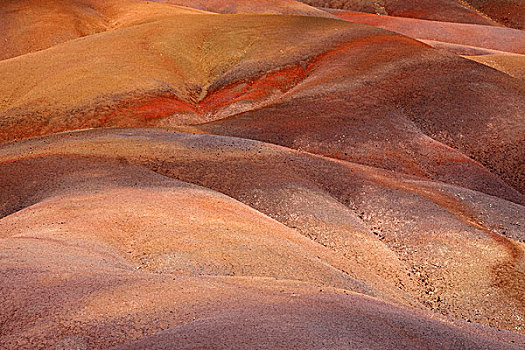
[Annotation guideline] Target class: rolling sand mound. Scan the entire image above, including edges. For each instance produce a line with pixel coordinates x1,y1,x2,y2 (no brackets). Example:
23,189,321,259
0,157,366,291
0,14,368,140
1,0,524,348
0,0,209,60
1,129,524,335
299,0,500,25
336,11,525,54
117,291,522,350
194,46,525,196
465,54,525,80
0,0,337,61
151,0,336,17
1,14,523,196
463,0,525,29
3,271,522,349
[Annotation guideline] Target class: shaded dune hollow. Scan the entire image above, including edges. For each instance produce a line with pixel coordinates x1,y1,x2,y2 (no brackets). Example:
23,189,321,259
0,1,524,349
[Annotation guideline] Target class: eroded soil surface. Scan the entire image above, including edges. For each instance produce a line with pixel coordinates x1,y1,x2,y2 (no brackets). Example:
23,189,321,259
1,1,524,349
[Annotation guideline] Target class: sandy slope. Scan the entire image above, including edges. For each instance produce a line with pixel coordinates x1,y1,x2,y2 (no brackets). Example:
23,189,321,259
194,49,525,197
2,270,523,349
300,0,524,29
0,159,364,291
462,0,525,29
0,14,367,137
1,129,524,335
114,289,523,350
335,11,525,54
0,0,339,61
150,0,336,17
465,54,525,80
299,0,501,25
1,13,523,196
0,0,210,60
1,0,524,348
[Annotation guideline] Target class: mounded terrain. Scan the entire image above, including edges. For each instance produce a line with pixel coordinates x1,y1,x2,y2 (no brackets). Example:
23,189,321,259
0,0,524,349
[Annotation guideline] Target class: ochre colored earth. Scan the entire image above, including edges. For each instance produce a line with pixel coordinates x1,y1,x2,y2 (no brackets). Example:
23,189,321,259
0,1,524,349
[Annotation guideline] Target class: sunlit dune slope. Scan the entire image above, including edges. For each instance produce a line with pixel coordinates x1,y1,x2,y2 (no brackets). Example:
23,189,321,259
115,289,522,350
0,0,209,60
1,129,524,333
0,14,367,138
0,157,368,292
0,138,419,309
1,0,524,348
150,0,336,17
193,48,525,197
1,13,523,197
465,54,525,80
2,270,522,349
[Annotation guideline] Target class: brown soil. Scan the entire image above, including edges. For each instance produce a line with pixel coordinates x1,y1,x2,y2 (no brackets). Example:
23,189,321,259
299,0,501,25
335,11,525,54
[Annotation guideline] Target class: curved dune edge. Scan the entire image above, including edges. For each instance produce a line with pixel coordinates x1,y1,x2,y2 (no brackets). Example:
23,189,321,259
2,270,523,349
0,14,376,138
463,54,525,80
299,0,523,29
0,0,212,60
0,0,337,61
335,11,525,54
1,128,524,336
148,0,337,18
1,13,523,197
419,40,521,56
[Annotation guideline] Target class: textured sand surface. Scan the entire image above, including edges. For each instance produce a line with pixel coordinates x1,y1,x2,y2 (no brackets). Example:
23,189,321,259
300,0,524,29
464,54,525,80
1,0,524,349
335,11,525,54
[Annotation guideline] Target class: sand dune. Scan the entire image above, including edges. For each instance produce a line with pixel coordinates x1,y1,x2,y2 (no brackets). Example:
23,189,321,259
151,0,336,17
1,13,523,195
465,54,525,80
1,128,524,334
1,0,524,348
462,0,525,29
336,11,525,54
299,0,501,26
300,0,524,29
3,270,522,349
0,0,210,60
0,15,368,138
